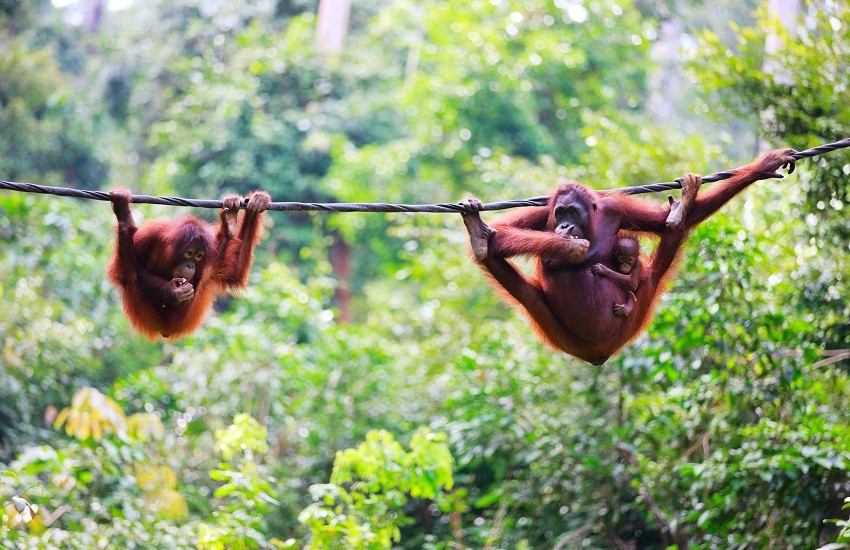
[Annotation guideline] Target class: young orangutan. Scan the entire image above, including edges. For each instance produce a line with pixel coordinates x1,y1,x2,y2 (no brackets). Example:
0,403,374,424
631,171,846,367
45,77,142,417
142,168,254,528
591,235,644,317
108,188,271,340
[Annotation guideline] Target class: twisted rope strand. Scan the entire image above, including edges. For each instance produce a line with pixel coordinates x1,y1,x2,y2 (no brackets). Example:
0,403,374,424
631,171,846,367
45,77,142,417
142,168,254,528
1,138,847,213
610,138,850,195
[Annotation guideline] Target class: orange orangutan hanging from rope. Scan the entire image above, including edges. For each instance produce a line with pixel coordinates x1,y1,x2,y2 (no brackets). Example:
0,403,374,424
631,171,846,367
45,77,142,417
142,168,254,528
459,149,797,365
107,188,271,340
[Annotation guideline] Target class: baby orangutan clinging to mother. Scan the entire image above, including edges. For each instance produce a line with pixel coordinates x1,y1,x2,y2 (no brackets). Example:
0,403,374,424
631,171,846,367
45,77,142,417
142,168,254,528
460,148,796,365
591,235,644,318
107,188,271,340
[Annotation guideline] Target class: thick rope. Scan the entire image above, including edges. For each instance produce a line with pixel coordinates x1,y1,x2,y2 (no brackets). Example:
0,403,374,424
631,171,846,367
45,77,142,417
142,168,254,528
1,138,847,212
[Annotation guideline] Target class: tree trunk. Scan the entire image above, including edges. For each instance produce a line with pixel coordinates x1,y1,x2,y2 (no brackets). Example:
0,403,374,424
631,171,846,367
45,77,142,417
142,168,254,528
316,0,351,53
760,0,800,149
86,0,104,34
316,1,353,322
764,0,800,85
329,229,353,323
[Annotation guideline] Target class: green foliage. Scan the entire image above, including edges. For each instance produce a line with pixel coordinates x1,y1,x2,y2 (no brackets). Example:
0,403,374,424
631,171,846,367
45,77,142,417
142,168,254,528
300,428,454,549
196,414,281,550
331,428,454,499
214,414,269,461
0,29,106,186
825,498,850,549
1,0,849,548
690,2,850,355
0,390,194,548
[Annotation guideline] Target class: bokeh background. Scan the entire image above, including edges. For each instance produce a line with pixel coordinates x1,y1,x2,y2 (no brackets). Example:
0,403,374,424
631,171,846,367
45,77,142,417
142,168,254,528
1,0,849,548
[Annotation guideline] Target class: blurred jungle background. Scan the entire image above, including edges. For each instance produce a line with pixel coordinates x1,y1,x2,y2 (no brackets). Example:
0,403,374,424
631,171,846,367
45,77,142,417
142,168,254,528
1,0,849,548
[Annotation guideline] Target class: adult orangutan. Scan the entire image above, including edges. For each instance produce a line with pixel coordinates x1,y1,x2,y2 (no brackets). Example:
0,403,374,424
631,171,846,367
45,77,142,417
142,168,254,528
460,148,796,365
107,188,271,340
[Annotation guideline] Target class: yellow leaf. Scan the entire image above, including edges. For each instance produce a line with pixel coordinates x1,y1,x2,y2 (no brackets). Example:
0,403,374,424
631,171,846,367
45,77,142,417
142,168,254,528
72,387,88,408
77,415,90,440
66,412,79,436
53,408,70,430
146,488,188,520
91,421,103,441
